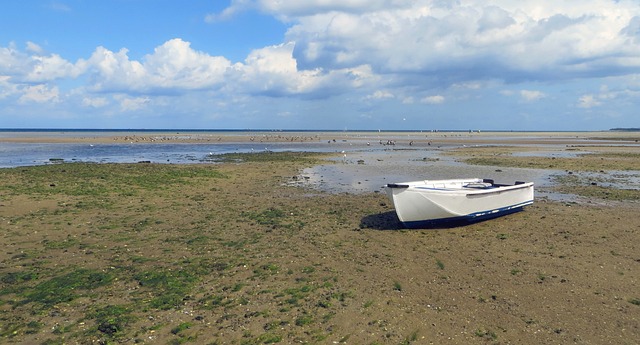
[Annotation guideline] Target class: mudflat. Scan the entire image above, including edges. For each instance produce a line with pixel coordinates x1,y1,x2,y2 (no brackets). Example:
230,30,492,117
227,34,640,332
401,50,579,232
0,134,639,344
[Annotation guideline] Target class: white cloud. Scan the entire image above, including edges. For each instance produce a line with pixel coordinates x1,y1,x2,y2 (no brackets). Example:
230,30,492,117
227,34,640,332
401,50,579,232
575,83,640,109
4,1,640,105
0,43,82,83
144,39,231,89
520,90,545,102
115,95,150,111
0,75,17,99
84,39,232,93
577,94,601,108
0,43,29,76
280,0,640,87
2,37,376,103
229,42,320,95
2,1,640,130
25,54,82,82
84,46,146,92
18,84,60,104
421,95,445,104
228,42,376,98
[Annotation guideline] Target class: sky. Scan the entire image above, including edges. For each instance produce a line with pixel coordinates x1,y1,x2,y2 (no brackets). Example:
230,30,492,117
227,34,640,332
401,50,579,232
1,0,639,130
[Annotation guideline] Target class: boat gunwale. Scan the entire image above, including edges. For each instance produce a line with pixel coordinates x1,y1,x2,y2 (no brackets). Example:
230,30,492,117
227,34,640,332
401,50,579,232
391,181,534,195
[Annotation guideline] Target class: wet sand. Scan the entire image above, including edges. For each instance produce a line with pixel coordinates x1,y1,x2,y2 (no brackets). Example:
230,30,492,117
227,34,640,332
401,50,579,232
0,133,639,344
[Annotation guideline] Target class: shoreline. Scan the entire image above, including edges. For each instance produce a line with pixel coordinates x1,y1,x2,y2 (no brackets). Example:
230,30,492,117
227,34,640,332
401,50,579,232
2,131,639,201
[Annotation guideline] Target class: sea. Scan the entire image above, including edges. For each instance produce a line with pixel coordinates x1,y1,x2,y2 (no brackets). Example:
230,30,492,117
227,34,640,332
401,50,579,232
2,129,637,198
0,129,359,168
0,128,523,169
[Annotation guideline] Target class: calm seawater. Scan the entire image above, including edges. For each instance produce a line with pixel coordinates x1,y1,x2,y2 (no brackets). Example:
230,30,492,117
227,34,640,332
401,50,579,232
2,128,493,168
0,142,347,168
0,130,373,168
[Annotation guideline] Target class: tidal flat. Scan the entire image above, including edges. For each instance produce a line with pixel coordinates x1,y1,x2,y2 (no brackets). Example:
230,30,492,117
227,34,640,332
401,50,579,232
0,139,639,344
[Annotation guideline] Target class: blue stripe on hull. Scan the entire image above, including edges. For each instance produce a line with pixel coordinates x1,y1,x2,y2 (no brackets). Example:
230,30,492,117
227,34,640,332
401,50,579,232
400,201,532,229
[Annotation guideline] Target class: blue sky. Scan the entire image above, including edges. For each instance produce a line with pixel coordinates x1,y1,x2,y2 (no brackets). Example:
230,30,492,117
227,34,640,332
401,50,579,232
1,0,639,130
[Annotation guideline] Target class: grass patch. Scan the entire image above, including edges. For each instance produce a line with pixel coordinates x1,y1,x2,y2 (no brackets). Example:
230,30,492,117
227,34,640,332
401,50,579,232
1,270,39,286
552,174,640,201
295,314,314,326
91,304,136,337
245,208,286,227
555,184,640,201
170,322,193,335
253,263,280,278
21,268,113,310
449,147,640,171
209,151,323,163
252,332,283,344
0,163,226,198
243,207,305,230
134,269,199,310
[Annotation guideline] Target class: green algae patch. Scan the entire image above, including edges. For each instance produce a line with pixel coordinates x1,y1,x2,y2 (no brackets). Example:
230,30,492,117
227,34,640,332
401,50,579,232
20,268,114,310
209,151,328,163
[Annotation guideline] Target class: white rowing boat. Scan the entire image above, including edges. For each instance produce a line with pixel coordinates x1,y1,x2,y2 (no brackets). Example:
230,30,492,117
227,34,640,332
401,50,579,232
385,178,534,228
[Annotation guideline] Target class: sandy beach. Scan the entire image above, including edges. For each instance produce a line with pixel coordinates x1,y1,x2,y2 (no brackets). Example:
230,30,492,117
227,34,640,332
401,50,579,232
0,132,639,344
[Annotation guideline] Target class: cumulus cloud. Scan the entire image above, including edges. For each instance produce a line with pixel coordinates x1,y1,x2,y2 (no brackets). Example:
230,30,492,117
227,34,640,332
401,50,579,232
26,54,82,83
0,43,30,76
228,42,320,96
228,42,376,98
83,39,232,93
0,42,82,83
2,0,640,127
6,1,640,101
279,0,640,87
2,37,375,105
18,84,60,104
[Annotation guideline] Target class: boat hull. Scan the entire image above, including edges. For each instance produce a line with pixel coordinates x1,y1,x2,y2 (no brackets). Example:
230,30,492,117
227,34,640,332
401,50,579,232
385,178,534,228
